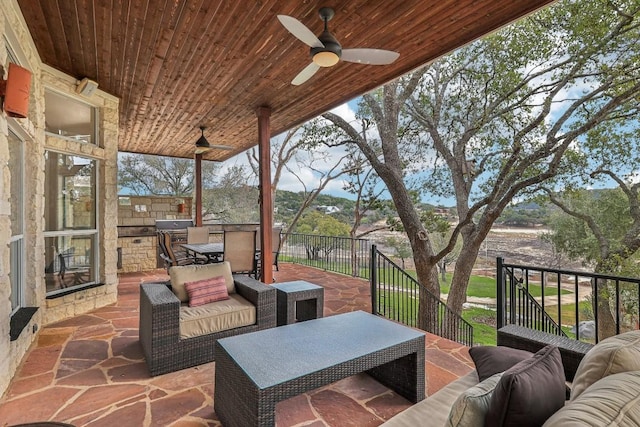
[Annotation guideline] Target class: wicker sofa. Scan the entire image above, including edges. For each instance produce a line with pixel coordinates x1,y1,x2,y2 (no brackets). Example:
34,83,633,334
383,327,640,426
139,262,276,376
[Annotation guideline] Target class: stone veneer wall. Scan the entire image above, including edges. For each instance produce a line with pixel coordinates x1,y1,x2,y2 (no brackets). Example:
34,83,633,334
118,195,193,227
0,1,120,397
117,195,193,273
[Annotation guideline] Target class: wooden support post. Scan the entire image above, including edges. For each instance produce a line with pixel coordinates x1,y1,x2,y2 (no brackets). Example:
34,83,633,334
257,106,273,283
195,152,203,226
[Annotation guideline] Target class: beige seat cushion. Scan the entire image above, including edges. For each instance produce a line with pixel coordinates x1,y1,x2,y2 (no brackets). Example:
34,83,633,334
381,371,479,427
571,330,640,399
179,293,256,339
170,261,235,303
544,371,640,426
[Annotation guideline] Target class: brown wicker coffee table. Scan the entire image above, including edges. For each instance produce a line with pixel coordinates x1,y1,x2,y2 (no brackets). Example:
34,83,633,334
214,311,425,427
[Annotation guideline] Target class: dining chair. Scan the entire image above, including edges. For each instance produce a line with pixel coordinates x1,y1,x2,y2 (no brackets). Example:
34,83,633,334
158,231,199,273
187,226,211,262
187,226,209,244
272,227,282,271
253,227,283,280
223,230,257,276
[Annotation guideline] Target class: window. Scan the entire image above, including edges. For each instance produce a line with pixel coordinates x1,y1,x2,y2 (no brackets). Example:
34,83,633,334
44,151,99,295
9,129,24,313
44,90,97,145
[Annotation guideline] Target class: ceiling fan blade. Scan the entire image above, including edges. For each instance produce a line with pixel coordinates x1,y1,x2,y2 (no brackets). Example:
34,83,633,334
277,15,324,48
292,62,321,85
341,48,400,65
210,145,234,150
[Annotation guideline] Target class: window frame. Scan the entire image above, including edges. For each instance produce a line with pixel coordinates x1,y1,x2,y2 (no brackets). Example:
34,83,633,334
8,127,25,314
43,150,101,297
44,89,99,147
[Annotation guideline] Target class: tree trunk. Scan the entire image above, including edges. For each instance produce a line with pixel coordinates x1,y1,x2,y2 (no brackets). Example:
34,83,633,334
447,242,481,314
592,257,623,340
591,276,617,340
418,263,441,332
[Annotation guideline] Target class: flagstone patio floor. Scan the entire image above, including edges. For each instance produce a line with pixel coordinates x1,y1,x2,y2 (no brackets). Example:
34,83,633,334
0,263,473,426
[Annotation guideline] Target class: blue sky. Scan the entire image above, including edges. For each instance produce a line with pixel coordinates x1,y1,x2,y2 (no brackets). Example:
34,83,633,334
216,97,458,208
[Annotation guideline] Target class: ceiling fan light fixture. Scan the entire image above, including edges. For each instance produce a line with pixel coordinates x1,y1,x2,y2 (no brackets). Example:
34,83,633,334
279,7,399,85
194,126,211,154
313,51,340,67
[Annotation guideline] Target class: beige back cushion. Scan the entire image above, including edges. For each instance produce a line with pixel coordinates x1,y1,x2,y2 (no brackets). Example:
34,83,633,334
170,261,235,302
571,330,640,399
545,371,640,426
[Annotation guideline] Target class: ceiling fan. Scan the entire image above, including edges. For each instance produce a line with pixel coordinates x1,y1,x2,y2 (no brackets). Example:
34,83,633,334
194,126,234,154
278,7,400,85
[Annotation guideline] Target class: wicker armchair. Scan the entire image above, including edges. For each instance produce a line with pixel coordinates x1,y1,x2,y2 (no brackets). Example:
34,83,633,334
139,274,276,376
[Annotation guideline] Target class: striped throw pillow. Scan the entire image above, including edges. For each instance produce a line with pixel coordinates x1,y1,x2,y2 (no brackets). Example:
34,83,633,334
184,275,229,307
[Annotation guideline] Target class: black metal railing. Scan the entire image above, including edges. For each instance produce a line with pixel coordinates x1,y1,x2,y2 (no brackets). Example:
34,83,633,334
280,233,371,278
370,245,474,347
502,265,566,337
497,257,640,344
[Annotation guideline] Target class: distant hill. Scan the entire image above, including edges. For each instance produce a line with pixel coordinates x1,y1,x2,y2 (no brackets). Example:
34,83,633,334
275,190,359,225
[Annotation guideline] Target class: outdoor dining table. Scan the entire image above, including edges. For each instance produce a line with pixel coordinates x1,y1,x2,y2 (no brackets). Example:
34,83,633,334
181,242,224,263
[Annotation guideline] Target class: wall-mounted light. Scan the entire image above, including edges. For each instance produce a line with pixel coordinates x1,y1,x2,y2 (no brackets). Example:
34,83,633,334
0,63,32,118
76,77,99,97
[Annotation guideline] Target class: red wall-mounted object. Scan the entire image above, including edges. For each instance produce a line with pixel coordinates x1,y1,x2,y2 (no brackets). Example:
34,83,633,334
1,63,32,118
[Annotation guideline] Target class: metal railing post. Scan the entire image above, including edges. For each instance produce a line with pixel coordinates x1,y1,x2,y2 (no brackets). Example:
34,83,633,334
370,244,377,315
496,257,505,329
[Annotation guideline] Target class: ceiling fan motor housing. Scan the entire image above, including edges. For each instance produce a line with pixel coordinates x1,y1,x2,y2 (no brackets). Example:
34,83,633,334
311,31,342,66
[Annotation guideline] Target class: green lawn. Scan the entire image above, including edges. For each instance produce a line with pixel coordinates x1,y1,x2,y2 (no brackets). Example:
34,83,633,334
545,301,591,326
439,273,571,299
462,306,497,346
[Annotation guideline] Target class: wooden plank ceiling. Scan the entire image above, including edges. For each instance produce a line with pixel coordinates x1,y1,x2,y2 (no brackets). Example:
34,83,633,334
18,0,555,161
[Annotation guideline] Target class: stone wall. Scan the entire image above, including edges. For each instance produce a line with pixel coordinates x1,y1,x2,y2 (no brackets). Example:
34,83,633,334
0,1,120,398
117,195,193,272
0,1,43,399
118,236,159,273
118,195,193,226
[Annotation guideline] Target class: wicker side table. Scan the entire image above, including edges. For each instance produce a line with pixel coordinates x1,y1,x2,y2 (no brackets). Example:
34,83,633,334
272,280,324,326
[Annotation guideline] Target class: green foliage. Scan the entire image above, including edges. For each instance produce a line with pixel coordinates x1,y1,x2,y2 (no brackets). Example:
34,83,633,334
275,190,357,226
420,210,450,234
202,165,259,223
544,188,637,269
118,153,219,196
385,236,413,267
295,210,350,236
498,204,549,226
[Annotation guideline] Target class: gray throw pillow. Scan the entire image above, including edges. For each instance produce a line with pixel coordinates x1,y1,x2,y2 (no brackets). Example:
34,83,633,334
446,372,503,427
469,346,533,382
485,345,566,427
